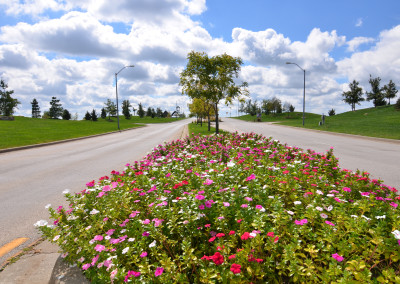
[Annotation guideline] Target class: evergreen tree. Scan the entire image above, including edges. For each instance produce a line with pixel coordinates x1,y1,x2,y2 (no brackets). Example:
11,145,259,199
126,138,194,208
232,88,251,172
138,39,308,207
122,100,131,119
156,107,163,118
328,108,336,116
62,109,71,120
31,98,41,118
366,75,386,107
101,108,106,119
0,79,20,116
91,109,98,121
382,80,398,105
138,103,145,118
49,97,63,119
395,98,400,110
146,107,154,117
342,80,365,111
84,111,91,120
289,104,295,112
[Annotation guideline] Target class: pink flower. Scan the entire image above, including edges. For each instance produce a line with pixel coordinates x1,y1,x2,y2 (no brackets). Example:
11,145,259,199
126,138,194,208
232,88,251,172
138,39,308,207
203,179,214,185
255,205,263,210
82,263,91,270
154,267,164,277
198,204,205,210
246,174,256,181
241,204,248,208
332,253,344,262
94,244,106,252
142,231,149,237
195,195,205,200
229,230,235,235
294,219,308,225
205,200,214,208
325,221,335,226
343,187,351,192
93,235,103,241
267,232,274,237
241,232,250,240
140,251,148,258
390,202,398,208
245,197,253,202
223,202,230,207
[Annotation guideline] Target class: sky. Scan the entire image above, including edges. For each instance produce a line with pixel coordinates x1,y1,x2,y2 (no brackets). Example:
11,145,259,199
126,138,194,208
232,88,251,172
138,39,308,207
1,0,400,118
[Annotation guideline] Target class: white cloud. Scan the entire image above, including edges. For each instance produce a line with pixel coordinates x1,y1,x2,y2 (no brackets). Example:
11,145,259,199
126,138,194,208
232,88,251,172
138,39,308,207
347,36,374,52
355,18,363,27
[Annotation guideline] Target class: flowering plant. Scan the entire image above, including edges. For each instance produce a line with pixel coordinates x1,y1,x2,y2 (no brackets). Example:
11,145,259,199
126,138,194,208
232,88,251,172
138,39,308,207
36,132,400,283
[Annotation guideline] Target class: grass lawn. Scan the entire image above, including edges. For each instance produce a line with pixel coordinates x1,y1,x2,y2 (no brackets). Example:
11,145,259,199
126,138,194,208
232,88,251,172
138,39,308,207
0,116,184,149
188,122,217,137
235,105,400,140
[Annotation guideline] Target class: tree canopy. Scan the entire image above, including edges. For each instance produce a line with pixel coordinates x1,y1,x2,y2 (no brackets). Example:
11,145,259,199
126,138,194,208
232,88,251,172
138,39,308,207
0,79,20,116
383,80,398,105
342,80,364,111
180,51,248,133
49,96,63,119
366,75,386,107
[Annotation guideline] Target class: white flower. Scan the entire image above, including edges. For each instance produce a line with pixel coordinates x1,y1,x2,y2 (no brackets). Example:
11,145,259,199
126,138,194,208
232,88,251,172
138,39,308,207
294,201,302,205
315,206,323,211
53,235,60,241
287,211,294,215
62,189,70,194
249,233,257,238
227,161,235,167
320,213,328,219
45,204,51,209
268,196,274,199
149,240,157,248
375,215,386,219
34,220,48,227
316,190,324,195
361,215,371,221
128,238,135,242
105,236,111,240
120,229,126,233
392,230,400,239
327,194,335,197
122,247,129,254
90,209,100,215
351,215,358,218
326,205,333,211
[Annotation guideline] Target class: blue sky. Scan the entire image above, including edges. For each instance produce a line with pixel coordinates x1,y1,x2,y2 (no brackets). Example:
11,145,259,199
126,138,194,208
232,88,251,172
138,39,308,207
0,0,399,118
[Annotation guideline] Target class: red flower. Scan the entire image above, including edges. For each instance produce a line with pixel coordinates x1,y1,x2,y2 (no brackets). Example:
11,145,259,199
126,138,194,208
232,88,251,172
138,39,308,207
241,232,250,240
230,263,241,274
229,230,235,235
228,254,236,260
256,258,263,263
211,252,224,265
209,237,216,242
201,255,210,261
216,233,225,238
248,254,255,262
267,232,274,237
274,236,279,243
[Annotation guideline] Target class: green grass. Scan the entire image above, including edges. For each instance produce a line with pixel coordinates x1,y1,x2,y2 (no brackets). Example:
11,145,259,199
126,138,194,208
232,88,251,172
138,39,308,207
0,116,183,149
188,122,228,137
235,105,400,140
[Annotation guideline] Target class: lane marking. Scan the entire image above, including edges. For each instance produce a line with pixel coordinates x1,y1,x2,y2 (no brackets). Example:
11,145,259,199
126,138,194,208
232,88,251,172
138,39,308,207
0,238,29,258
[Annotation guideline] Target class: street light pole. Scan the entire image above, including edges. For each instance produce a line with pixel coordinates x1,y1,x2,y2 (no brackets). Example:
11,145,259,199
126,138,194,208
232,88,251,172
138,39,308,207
286,62,306,126
115,65,134,130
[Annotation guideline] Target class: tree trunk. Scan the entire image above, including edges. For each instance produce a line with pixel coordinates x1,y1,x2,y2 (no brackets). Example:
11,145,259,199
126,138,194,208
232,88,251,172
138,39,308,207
215,104,219,134
207,114,210,131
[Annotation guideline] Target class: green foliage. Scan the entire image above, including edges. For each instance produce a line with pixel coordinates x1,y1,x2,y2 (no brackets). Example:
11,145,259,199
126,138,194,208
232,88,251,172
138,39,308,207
49,97,63,119
91,109,98,121
84,111,91,121
122,100,131,119
138,103,145,118
146,107,154,118
342,80,364,111
382,80,398,105
395,98,400,111
366,75,386,107
62,109,71,120
180,51,248,134
31,98,41,118
105,99,117,120
328,108,336,116
101,108,107,119
289,104,295,113
36,132,400,283
0,79,20,116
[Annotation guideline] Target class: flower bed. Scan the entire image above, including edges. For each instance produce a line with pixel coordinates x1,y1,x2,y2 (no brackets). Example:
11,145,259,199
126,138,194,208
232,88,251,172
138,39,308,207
36,132,400,283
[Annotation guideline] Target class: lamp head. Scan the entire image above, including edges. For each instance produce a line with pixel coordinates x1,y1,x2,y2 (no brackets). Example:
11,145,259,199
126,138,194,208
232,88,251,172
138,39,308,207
286,62,292,64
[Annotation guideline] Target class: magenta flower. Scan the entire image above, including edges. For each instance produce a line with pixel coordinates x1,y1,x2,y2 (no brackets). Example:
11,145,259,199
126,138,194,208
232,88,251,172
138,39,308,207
140,251,148,258
246,174,256,181
198,204,205,210
195,195,205,200
255,205,263,210
241,204,248,208
332,253,344,262
93,235,103,241
294,219,308,225
142,231,149,237
155,267,164,277
203,179,214,185
223,202,230,207
94,244,106,252
325,221,335,226
343,187,351,192
142,219,150,225
390,202,398,208
82,263,91,270
205,200,214,208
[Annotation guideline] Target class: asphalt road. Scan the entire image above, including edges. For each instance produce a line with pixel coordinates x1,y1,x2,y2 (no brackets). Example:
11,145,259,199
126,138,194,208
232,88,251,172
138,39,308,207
0,119,189,265
219,118,400,190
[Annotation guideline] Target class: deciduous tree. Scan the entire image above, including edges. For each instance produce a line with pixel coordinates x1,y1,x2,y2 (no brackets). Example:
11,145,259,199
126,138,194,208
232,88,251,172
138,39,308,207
180,51,248,134
137,103,145,118
62,109,71,120
104,99,116,120
342,80,364,111
0,79,20,116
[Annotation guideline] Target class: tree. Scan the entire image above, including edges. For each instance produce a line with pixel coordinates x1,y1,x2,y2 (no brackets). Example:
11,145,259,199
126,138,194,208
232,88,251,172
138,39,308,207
84,111,91,120
138,103,145,118
342,80,364,111
104,99,116,120
0,79,20,116
31,98,41,118
146,107,154,117
91,109,98,121
328,108,336,116
382,80,398,105
62,109,71,120
132,106,137,117
100,108,106,119
156,107,163,118
122,100,131,119
189,98,215,128
366,75,386,107
289,104,295,112
395,98,400,110
49,97,63,119
180,51,248,134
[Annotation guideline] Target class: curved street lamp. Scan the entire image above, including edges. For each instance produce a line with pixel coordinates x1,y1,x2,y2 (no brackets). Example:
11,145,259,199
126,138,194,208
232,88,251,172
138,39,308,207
286,62,306,126
115,65,134,130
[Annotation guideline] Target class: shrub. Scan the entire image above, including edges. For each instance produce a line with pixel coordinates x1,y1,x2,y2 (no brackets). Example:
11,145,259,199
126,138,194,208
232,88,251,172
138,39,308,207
328,108,335,116
395,98,400,110
36,132,400,283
